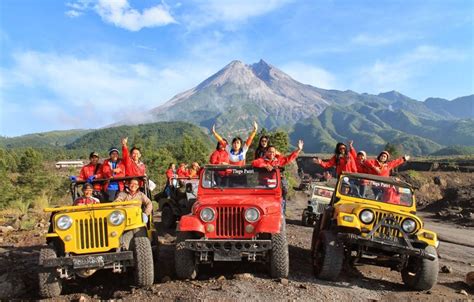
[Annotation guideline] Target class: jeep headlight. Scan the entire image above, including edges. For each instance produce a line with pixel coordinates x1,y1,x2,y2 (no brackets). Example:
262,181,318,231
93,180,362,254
244,208,260,222
109,211,125,226
402,219,416,233
200,207,215,222
359,210,374,224
56,215,73,230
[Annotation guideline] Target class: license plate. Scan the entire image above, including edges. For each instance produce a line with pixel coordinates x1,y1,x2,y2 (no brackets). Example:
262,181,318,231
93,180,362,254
73,255,105,268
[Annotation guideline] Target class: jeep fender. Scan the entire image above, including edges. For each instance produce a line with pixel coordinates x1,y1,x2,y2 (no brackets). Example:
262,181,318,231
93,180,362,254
336,213,361,230
255,215,282,234
178,215,205,234
416,229,439,248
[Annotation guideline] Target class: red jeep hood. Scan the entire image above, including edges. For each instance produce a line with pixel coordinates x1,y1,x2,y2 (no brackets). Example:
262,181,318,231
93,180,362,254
197,195,280,206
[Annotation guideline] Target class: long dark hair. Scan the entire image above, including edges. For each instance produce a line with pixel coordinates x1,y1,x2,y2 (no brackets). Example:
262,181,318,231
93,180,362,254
255,135,270,159
334,142,348,164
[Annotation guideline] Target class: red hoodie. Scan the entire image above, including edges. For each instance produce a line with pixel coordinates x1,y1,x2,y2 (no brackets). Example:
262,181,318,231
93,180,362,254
349,148,372,174
209,149,230,165
122,145,146,177
101,159,125,191
365,158,405,177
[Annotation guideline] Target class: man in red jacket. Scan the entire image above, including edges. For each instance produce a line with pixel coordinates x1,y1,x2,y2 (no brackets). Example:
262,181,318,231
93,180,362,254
252,140,304,170
121,137,146,177
70,151,102,192
101,147,125,202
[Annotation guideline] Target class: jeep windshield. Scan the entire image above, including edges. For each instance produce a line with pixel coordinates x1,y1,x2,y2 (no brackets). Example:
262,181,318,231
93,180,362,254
338,175,413,207
202,167,278,189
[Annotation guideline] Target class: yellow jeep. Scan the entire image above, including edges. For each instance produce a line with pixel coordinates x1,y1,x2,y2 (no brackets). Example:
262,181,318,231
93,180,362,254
311,173,439,290
38,176,156,298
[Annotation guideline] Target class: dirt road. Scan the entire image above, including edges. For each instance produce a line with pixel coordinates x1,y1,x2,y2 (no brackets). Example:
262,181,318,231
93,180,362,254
1,191,473,300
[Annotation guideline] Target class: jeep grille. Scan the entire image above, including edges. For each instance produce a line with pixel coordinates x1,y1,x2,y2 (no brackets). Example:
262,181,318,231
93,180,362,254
216,207,245,237
76,217,109,250
372,211,404,238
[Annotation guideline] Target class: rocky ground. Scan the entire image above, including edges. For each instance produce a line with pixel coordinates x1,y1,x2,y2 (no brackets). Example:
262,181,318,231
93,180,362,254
0,171,473,301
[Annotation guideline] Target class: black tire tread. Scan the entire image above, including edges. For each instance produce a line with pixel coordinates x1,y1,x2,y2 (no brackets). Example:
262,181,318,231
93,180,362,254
313,230,343,281
402,245,439,290
132,236,154,287
270,219,289,278
175,232,198,280
38,247,62,298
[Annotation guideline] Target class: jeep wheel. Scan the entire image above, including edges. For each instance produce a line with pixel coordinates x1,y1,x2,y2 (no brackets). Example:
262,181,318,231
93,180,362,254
175,232,198,279
269,218,289,278
131,236,154,287
161,205,176,229
38,247,62,298
312,230,343,281
401,245,438,290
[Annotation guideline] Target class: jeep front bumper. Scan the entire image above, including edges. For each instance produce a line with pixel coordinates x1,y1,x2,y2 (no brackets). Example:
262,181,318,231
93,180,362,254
337,233,436,260
185,239,272,261
40,251,134,269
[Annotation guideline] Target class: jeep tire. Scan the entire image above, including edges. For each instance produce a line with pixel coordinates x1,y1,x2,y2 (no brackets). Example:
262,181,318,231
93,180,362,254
38,247,62,298
131,236,154,287
161,205,176,229
312,230,343,281
269,218,289,278
175,232,198,279
401,245,439,290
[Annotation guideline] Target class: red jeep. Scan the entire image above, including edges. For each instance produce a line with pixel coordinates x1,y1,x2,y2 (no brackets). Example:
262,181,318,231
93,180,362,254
174,165,288,279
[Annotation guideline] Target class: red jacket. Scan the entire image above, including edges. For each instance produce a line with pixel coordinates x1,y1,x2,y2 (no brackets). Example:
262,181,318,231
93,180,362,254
166,168,177,185
177,168,189,178
252,149,300,168
78,163,102,191
122,145,146,177
101,159,125,191
73,196,99,206
349,148,372,174
365,158,405,177
382,186,401,204
319,153,357,177
209,149,230,165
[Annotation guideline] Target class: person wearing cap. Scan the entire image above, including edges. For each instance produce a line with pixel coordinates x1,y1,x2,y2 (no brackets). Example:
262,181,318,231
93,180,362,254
73,183,100,206
100,147,125,201
114,178,153,223
121,137,146,177
365,150,410,177
71,151,102,188
313,141,357,177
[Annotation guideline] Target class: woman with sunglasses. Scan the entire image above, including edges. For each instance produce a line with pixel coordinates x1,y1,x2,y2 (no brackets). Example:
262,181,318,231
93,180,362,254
254,135,270,159
313,141,357,177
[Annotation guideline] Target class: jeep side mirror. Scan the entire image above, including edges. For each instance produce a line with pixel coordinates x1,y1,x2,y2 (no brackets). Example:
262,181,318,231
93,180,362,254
185,183,193,193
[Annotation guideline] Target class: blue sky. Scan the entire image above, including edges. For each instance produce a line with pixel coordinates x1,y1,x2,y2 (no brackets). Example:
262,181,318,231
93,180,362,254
0,0,472,137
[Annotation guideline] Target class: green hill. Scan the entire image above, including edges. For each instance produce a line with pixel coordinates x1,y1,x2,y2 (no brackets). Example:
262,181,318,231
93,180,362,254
0,129,93,148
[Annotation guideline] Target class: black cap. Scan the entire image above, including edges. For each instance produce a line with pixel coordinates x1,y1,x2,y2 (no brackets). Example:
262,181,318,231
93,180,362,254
89,151,99,158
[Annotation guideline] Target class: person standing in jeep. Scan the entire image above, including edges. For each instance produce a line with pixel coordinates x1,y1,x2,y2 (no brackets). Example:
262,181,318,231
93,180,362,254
252,140,304,170
69,151,102,193
121,137,146,177
313,142,357,177
101,147,125,202
211,121,258,166
209,140,230,165
366,151,409,177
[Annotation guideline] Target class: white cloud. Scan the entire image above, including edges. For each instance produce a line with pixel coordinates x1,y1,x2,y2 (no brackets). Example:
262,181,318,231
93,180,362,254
1,51,216,133
353,45,466,93
66,0,176,31
183,0,292,29
280,62,337,89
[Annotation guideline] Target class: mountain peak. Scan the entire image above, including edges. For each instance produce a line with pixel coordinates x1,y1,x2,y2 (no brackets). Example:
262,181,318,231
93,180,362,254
378,90,416,102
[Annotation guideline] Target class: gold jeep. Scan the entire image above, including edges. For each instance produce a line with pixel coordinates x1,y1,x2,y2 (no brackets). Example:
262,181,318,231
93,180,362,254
38,176,156,298
311,173,439,290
